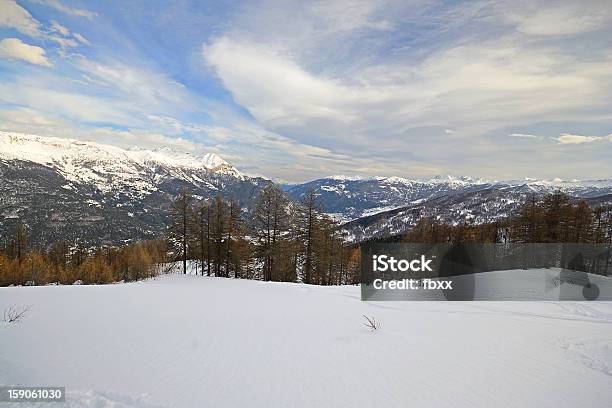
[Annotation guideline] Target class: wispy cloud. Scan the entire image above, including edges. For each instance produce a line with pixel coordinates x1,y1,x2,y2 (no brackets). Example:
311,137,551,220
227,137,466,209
72,32,89,45
76,59,191,109
199,0,612,179
500,2,612,36
1,0,612,181
0,0,89,51
554,133,612,144
509,133,542,139
29,0,96,19
49,19,69,36
0,0,43,38
204,32,612,152
91,128,203,151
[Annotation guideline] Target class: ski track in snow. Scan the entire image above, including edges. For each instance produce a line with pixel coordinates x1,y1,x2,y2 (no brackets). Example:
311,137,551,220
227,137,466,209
1,273,612,408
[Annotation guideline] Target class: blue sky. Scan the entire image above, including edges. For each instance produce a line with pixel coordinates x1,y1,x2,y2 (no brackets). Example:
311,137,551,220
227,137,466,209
1,0,612,182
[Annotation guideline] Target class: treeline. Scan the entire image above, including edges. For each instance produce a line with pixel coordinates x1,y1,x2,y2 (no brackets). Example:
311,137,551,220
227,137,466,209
169,185,360,285
0,184,360,287
0,222,167,286
402,192,612,244
8,188,605,287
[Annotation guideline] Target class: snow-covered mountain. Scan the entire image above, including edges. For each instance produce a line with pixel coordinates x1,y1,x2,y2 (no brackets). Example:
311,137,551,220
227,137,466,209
2,131,611,245
285,174,612,241
0,131,243,192
0,132,269,246
284,175,492,223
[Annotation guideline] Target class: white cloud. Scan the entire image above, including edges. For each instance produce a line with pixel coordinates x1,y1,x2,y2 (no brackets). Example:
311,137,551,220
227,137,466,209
554,133,612,144
0,1,88,49
0,0,43,38
308,0,396,33
76,59,190,109
73,32,89,45
50,36,78,48
29,0,96,19
3,0,612,181
502,3,612,36
204,37,359,127
0,78,133,124
0,37,52,66
48,19,86,49
92,128,203,152
204,35,612,144
509,133,542,139
0,107,58,127
50,20,69,36
199,0,612,180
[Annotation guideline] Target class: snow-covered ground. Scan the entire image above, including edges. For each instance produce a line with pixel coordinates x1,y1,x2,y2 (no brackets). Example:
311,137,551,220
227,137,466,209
1,271,612,408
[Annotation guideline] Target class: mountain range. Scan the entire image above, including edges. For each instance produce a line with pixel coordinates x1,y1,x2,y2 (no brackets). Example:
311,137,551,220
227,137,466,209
283,175,612,241
1,131,611,246
0,131,269,246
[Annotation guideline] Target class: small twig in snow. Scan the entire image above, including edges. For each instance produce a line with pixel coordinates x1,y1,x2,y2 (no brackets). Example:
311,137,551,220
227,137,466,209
363,314,380,330
3,305,31,324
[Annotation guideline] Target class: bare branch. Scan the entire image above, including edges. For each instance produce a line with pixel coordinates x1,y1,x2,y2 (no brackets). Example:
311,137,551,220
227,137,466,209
3,305,31,324
362,314,380,330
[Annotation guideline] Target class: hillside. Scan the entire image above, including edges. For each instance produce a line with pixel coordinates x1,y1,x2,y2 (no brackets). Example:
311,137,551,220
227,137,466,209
286,177,612,241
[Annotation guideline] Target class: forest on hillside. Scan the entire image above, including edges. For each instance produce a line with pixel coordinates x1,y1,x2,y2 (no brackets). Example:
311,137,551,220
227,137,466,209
0,184,361,286
402,192,612,244
1,189,611,286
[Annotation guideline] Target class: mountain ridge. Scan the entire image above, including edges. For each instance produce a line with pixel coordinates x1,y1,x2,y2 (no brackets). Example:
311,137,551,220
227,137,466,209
1,131,611,245
0,131,269,246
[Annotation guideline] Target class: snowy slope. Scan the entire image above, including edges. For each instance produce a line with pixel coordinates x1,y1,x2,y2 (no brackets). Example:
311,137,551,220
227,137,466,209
2,271,612,408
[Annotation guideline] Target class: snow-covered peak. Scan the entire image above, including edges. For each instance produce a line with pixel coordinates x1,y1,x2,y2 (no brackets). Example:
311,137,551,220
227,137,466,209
201,152,229,169
0,131,245,193
507,177,612,189
380,176,416,185
0,131,235,172
0,131,124,166
427,174,458,182
313,173,612,191
326,174,367,181
126,148,229,171
326,175,416,184
425,174,492,186
324,174,493,186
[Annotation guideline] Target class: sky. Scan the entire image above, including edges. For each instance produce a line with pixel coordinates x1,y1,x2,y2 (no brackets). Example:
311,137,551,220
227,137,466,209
1,0,612,182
